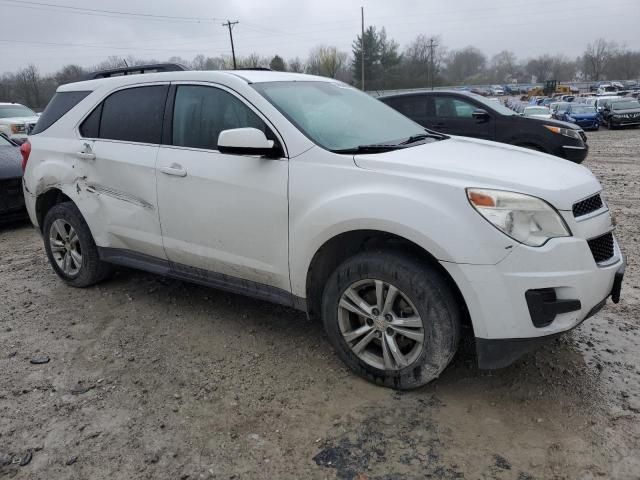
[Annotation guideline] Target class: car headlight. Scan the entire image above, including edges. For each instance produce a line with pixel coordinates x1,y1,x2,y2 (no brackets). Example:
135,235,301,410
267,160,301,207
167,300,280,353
467,188,571,247
10,124,26,134
544,125,581,140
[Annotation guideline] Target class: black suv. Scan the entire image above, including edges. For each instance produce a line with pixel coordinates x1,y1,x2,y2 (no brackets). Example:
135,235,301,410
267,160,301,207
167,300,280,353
380,91,588,163
600,98,640,129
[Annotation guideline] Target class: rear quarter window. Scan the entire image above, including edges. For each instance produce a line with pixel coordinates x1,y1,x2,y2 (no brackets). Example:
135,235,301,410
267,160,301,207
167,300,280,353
31,91,91,135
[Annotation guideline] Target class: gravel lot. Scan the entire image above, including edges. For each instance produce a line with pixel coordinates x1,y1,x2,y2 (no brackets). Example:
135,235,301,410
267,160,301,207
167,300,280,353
1,127,639,480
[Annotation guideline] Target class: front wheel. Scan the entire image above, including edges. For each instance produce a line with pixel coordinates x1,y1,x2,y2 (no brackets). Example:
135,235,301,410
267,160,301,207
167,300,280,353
321,251,461,390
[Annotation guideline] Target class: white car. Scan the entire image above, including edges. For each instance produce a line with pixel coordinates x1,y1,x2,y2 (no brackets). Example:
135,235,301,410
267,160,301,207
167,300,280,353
0,102,39,144
522,106,552,119
490,85,505,96
21,68,625,389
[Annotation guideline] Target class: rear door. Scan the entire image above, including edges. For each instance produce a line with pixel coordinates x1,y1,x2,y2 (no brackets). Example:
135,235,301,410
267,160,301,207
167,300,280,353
76,84,168,259
383,95,432,128
432,95,493,139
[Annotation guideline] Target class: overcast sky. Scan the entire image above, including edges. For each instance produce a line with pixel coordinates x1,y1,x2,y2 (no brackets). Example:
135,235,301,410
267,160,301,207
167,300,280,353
1,0,639,75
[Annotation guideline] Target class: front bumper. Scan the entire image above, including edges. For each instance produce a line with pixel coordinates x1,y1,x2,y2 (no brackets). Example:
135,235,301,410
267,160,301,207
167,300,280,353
560,143,589,163
610,117,640,127
441,231,624,369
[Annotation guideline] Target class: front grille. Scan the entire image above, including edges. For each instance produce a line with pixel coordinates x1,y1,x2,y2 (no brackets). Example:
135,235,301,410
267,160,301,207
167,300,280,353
573,194,604,218
0,178,25,212
588,232,615,264
579,130,587,142
27,122,37,134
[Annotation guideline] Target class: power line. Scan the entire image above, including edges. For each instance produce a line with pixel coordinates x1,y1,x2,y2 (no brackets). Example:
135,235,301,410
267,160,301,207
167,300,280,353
0,0,220,23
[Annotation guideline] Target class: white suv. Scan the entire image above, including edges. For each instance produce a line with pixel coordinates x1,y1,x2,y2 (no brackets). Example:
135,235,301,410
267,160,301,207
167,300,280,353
22,69,625,389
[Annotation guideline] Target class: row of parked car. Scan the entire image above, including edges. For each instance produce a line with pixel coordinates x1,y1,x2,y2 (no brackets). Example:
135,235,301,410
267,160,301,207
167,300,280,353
505,93,640,131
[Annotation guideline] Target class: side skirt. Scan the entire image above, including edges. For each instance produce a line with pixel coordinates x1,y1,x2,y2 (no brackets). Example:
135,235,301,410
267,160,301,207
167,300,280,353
98,247,307,312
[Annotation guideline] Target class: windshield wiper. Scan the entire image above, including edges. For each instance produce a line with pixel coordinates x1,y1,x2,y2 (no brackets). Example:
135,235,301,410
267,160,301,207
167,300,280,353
331,144,404,154
399,131,447,144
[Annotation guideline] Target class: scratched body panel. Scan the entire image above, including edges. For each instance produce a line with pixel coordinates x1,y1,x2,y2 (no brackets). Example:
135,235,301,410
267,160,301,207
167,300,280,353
75,139,164,259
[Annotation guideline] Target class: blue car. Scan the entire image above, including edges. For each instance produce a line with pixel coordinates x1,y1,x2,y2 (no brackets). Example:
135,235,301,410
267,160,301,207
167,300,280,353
561,104,599,130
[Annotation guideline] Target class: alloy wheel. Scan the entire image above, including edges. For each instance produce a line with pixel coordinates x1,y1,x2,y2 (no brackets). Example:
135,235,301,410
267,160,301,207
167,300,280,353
337,279,425,371
49,219,82,276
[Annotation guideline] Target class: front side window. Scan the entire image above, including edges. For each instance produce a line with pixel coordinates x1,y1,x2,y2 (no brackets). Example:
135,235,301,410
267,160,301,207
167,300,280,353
253,81,425,152
172,85,267,150
80,85,168,144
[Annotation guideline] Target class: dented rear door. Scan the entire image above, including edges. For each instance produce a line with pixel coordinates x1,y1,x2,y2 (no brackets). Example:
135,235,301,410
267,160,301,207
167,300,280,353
75,83,168,259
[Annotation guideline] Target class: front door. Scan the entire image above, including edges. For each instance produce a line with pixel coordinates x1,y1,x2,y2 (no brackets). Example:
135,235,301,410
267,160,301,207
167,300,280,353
432,95,493,140
155,84,290,292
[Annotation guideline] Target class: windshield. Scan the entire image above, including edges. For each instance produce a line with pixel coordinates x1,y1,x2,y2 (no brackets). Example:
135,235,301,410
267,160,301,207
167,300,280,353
0,105,36,118
556,103,570,112
524,107,549,115
252,81,426,151
571,106,596,114
612,100,640,110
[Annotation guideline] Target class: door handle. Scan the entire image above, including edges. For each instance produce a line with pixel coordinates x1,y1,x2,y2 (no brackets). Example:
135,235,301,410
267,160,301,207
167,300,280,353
76,152,96,160
76,142,95,160
160,164,187,177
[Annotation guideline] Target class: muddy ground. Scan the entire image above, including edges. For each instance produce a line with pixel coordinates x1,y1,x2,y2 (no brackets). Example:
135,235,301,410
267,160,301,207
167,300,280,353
1,127,639,480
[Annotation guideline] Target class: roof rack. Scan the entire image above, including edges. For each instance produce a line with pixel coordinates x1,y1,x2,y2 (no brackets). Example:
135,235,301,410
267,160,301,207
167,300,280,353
83,63,187,80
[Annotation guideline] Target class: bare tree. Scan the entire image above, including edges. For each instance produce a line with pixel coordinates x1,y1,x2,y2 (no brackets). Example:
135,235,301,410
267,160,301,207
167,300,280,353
306,46,348,79
582,39,616,81
287,57,305,73
14,65,43,109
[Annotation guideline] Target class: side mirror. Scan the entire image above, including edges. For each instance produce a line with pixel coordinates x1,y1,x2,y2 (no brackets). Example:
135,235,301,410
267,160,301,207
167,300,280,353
472,109,490,122
217,128,280,158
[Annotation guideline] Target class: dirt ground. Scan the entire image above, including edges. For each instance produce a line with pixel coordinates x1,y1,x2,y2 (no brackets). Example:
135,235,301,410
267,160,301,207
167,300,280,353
1,127,639,480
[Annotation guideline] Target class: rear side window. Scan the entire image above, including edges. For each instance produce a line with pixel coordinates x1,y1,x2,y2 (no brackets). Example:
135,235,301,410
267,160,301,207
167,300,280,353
31,91,91,135
81,85,168,144
385,96,430,117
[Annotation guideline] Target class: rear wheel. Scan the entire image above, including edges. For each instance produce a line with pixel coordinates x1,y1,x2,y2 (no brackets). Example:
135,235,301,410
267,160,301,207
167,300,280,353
43,202,112,287
321,251,461,390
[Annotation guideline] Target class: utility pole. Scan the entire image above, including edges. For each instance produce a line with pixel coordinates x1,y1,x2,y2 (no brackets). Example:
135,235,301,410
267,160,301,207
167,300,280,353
427,38,438,90
222,20,239,70
361,7,365,91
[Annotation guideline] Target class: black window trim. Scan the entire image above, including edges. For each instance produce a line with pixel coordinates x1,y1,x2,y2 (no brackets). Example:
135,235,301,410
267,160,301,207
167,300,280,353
75,82,171,146
161,80,289,159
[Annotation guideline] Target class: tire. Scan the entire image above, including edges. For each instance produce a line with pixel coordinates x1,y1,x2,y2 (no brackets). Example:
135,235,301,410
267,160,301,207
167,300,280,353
42,202,112,287
321,250,461,390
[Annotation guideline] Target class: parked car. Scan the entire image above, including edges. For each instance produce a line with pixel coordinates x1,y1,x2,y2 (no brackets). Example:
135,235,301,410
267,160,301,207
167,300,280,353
560,104,600,130
380,91,588,162
0,103,39,144
0,133,26,223
522,106,552,119
600,99,640,129
594,95,620,113
551,102,570,120
490,85,505,96
22,68,623,389
597,84,617,95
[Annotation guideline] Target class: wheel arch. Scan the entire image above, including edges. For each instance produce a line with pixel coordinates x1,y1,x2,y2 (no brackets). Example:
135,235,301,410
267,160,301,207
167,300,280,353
35,187,74,232
304,229,472,332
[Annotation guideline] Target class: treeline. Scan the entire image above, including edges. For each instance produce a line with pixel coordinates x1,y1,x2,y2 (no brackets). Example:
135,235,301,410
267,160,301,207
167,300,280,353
1,30,639,110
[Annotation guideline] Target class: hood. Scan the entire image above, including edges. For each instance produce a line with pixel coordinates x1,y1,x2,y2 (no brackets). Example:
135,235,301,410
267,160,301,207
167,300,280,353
517,115,581,130
353,136,600,211
569,113,598,119
0,145,22,179
0,116,39,124
612,108,640,115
